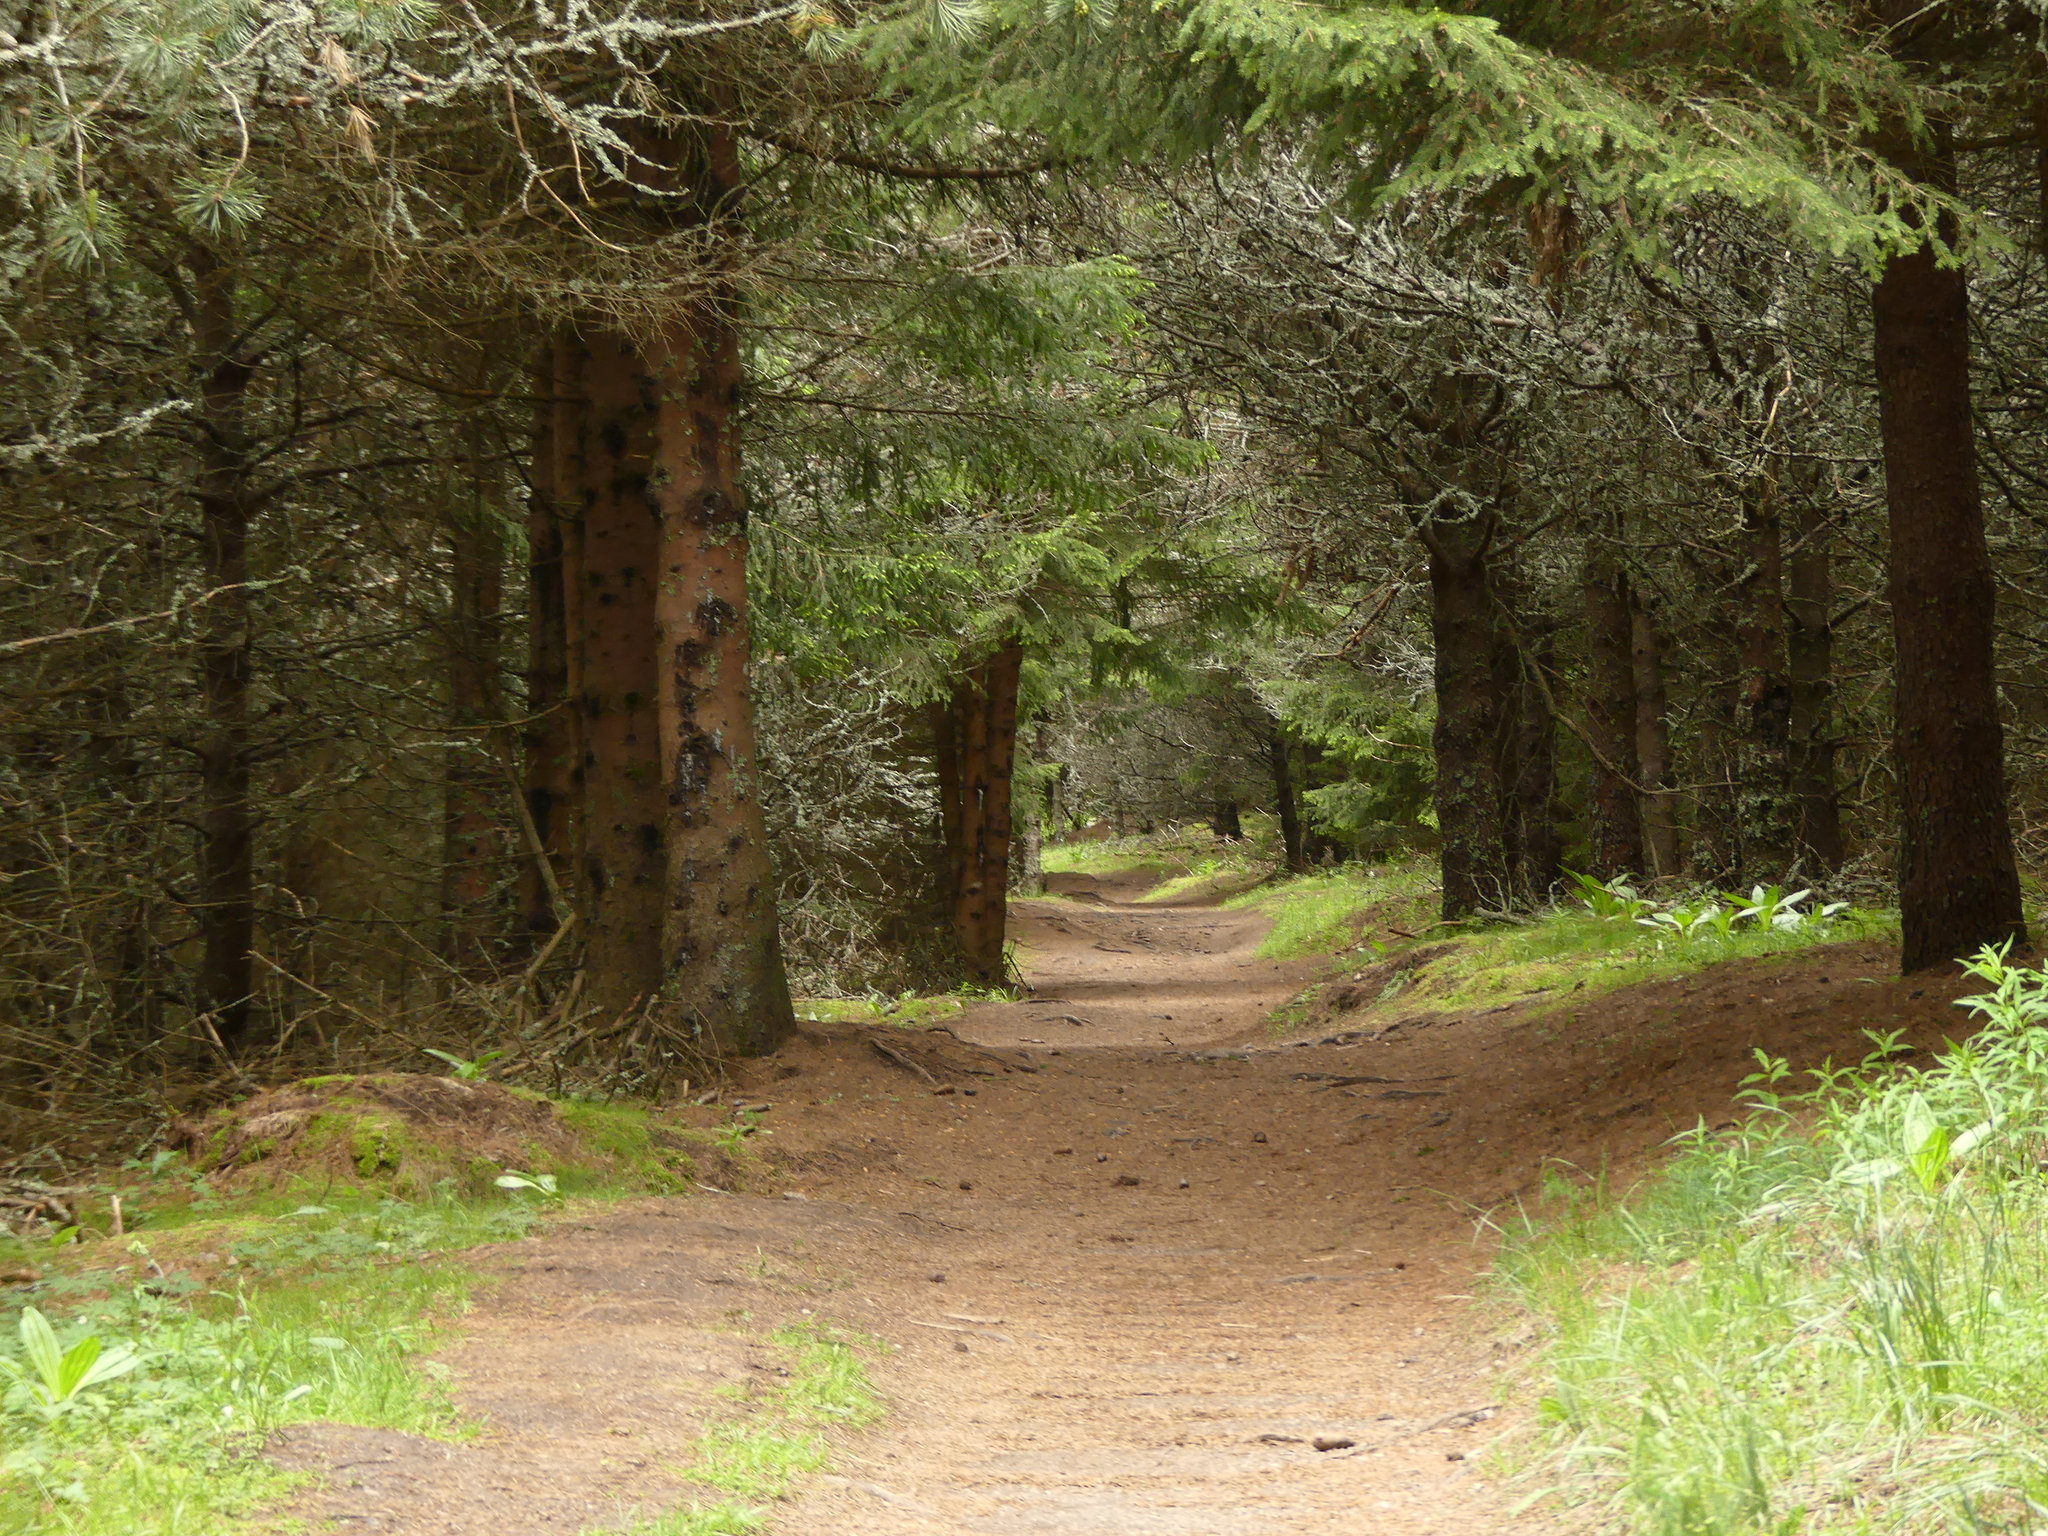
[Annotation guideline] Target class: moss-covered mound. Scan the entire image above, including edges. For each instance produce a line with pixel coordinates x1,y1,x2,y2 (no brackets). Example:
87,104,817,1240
173,1074,723,1198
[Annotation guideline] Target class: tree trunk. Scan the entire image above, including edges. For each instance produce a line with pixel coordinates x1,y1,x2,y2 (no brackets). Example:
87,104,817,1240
519,343,575,946
1300,737,1338,865
1020,801,1045,896
1873,122,2026,971
568,326,666,1023
1785,492,1844,874
189,247,257,1051
1736,489,1794,873
938,645,1024,986
1423,513,1508,919
1269,723,1305,873
649,280,795,1058
1581,523,1643,880
1504,626,1562,900
1210,801,1243,841
440,406,505,976
1630,601,1681,879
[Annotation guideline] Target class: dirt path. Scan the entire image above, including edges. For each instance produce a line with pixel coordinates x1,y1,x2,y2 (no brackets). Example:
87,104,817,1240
273,876,1981,1535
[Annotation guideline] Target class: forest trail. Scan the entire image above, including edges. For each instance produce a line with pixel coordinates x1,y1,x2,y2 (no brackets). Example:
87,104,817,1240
272,874,1977,1536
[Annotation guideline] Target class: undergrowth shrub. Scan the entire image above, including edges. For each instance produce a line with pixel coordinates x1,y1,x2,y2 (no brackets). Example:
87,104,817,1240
1506,946,2048,1535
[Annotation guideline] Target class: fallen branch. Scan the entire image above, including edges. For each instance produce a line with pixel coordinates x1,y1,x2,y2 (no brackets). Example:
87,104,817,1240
870,1039,937,1083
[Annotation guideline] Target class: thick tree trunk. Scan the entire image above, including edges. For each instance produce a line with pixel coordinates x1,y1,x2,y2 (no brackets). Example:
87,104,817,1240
1423,514,1508,919
189,248,257,1050
519,344,575,946
1270,724,1305,873
1630,601,1681,879
568,327,666,1023
938,645,1024,986
1786,493,1845,874
649,283,795,1058
1211,801,1243,841
440,409,505,975
1872,129,2026,970
1581,524,1643,880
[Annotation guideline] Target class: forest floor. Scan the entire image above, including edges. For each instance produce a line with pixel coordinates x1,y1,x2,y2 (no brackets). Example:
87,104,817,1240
265,865,1979,1536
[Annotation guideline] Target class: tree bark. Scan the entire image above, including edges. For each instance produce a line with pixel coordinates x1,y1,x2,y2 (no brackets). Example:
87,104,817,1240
1872,123,2026,971
938,645,1024,986
568,327,666,1022
1630,600,1681,879
1736,488,1794,872
519,343,576,946
1504,626,1562,899
649,273,795,1058
1581,522,1643,880
189,247,257,1050
440,403,505,976
1422,513,1508,919
1785,492,1844,874
1270,723,1305,873
1210,801,1243,841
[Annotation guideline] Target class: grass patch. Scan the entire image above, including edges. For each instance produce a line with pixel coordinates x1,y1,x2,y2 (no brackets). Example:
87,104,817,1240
1040,816,1282,889
609,1322,884,1535
1411,903,1897,1016
1223,861,1437,960
1502,946,2048,1536
0,1187,527,1534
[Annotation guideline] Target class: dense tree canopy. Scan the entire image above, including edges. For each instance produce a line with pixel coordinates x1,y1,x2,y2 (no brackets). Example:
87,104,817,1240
5,0,2048,1140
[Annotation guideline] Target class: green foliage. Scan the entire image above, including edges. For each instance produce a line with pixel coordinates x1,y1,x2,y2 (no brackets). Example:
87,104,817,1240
617,1323,882,1536
0,1192,495,1533
1504,946,2048,1536
1574,872,1854,940
1224,860,1436,960
422,1048,508,1081
0,1308,141,1424
1416,901,1888,1015
873,0,1973,275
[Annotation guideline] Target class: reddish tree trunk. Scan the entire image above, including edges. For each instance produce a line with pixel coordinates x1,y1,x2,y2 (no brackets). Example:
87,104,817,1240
938,645,1023,986
1873,129,2026,970
1581,525,1643,880
1422,513,1507,918
189,247,257,1050
568,328,666,1022
649,272,795,1058
520,344,576,945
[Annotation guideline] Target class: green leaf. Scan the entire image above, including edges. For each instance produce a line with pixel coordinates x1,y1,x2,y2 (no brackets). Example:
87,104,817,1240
19,1307,62,1394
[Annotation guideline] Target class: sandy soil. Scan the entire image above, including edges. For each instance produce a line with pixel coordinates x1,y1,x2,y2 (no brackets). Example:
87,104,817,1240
271,874,1983,1535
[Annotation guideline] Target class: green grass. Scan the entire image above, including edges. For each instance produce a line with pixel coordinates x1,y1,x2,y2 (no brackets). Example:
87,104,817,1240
1040,815,1283,888
1502,946,2048,1536
0,1189,521,1534
1223,860,1437,960
609,1322,884,1535
1413,904,1898,1015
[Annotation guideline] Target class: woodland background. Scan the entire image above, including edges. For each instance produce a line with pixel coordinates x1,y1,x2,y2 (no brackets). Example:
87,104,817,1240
4,0,2047,1148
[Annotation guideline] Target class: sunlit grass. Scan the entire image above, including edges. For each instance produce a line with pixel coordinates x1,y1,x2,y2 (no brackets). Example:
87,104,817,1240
1223,860,1437,959
610,1323,884,1536
1501,949,2048,1535
0,1192,502,1535
1417,905,1899,1014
